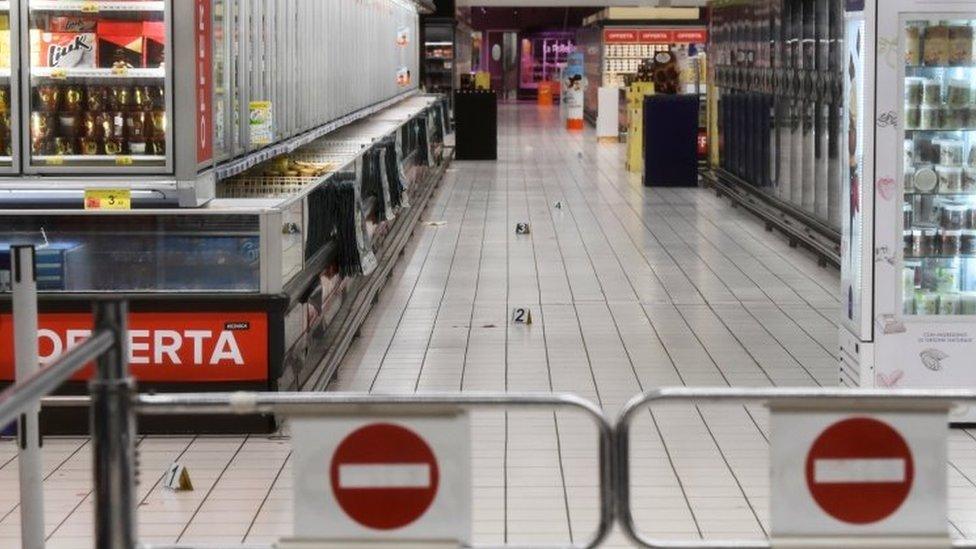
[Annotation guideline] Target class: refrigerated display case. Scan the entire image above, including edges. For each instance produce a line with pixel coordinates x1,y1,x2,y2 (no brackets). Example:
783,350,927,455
840,0,976,401
710,0,845,232
0,2,17,173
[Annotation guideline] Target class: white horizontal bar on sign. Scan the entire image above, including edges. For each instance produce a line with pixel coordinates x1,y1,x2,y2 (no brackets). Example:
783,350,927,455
31,1,165,12
338,464,432,489
813,458,907,484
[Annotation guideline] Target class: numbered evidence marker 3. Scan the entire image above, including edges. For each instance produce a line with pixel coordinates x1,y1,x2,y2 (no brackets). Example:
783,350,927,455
512,308,533,325
770,405,950,545
515,222,531,235
290,415,471,543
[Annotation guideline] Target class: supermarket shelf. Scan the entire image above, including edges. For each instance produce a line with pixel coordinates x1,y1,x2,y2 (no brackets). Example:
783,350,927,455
32,67,166,80
701,168,841,267
301,148,453,391
35,154,165,165
906,128,976,132
30,0,165,12
215,89,421,181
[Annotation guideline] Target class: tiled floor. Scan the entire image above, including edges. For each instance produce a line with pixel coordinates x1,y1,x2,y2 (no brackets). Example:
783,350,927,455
5,103,976,547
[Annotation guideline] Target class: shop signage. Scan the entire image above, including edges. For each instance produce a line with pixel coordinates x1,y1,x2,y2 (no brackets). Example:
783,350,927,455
771,406,949,541
0,311,268,382
195,0,214,164
291,415,470,542
604,28,708,45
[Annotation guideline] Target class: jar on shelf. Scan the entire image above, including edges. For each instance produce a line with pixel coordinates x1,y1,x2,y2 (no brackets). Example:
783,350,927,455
922,79,943,106
906,22,927,66
905,104,921,128
906,77,925,105
963,292,976,314
941,203,967,229
920,105,941,128
915,165,940,193
924,24,951,66
938,139,965,166
944,229,963,255
962,229,976,254
936,264,961,292
919,223,941,254
948,78,972,107
916,290,940,314
949,23,974,66
941,292,961,314
937,165,963,192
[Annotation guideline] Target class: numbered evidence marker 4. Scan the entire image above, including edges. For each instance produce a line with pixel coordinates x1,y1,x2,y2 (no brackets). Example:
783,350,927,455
290,415,471,544
512,308,533,325
770,404,951,546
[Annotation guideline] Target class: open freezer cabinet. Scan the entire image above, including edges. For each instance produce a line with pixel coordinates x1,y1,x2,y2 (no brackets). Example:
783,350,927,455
841,0,976,402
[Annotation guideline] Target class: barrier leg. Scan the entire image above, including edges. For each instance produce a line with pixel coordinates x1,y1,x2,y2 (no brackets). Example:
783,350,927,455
12,245,44,549
90,301,137,549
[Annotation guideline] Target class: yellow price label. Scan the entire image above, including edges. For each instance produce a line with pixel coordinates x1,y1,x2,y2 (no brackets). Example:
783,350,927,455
80,2,100,13
49,68,67,80
84,189,131,211
115,156,133,166
45,157,64,165
110,66,129,76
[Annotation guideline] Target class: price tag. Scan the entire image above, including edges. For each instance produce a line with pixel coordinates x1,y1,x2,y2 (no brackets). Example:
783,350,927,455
49,68,67,80
111,66,130,76
84,189,131,211
114,155,133,166
80,1,100,13
45,157,64,166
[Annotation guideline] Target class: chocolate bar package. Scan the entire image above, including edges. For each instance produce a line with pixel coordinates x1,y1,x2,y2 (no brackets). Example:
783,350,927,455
30,31,96,68
47,15,98,33
143,22,165,67
96,21,143,69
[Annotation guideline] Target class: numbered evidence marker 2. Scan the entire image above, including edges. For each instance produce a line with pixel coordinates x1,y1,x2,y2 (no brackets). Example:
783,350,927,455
163,463,194,491
289,415,471,545
515,222,531,235
512,308,532,325
770,402,951,547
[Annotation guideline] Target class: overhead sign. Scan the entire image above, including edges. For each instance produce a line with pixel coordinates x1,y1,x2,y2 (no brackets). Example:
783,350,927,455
603,28,708,44
0,311,269,382
771,406,950,544
291,415,470,543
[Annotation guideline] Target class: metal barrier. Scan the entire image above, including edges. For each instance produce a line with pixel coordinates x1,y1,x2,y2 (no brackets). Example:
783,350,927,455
615,386,976,549
133,391,615,549
4,245,132,549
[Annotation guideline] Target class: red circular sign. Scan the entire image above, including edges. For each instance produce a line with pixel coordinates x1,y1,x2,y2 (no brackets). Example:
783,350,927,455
330,423,439,530
805,417,914,525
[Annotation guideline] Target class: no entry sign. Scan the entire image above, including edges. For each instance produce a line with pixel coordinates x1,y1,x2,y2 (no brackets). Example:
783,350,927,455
805,417,913,525
290,414,470,543
771,405,949,543
330,423,440,530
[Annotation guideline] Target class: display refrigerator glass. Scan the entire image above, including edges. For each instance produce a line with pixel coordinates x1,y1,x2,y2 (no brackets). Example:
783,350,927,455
23,0,171,172
0,1,15,171
900,16,976,317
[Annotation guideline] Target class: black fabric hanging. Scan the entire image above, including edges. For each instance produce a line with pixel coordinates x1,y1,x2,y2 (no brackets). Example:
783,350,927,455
361,148,386,221
416,117,430,167
327,173,362,277
380,137,403,209
304,185,338,262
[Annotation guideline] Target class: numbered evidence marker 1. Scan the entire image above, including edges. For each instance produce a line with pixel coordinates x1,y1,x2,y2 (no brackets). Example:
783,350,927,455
163,462,194,491
515,222,531,235
511,308,532,325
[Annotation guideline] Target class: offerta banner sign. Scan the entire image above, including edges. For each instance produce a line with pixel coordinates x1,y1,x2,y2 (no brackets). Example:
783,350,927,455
0,311,269,382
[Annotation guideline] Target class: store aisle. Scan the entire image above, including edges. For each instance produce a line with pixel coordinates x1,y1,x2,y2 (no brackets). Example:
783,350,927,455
8,103,976,548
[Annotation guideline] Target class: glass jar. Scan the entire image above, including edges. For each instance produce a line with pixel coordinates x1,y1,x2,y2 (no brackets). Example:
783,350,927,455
919,224,941,254
937,165,963,192
943,229,963,255
924,24,951,66
961,229,976,254
906,77,925,105
922,79,943,105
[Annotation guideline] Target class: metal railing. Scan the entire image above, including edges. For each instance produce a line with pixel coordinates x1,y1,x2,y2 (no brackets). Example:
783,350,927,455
615,386,976,549
4,245,133,549
134,390,615,549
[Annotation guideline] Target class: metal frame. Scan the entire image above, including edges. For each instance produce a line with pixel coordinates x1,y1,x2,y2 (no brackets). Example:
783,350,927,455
615,386,976,549
19,0,175,175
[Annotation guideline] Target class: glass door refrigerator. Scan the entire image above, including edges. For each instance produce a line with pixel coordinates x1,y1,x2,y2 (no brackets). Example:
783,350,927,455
0,1,18,173
21,0,171,173
841,0,976,402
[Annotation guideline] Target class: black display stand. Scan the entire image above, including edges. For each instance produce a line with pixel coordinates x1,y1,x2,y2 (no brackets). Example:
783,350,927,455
642,94,699,187
454,90,497,160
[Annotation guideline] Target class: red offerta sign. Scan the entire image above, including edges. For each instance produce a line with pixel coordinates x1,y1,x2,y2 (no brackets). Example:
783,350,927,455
604,28,708,45
0,312,269,382
196,0,214,163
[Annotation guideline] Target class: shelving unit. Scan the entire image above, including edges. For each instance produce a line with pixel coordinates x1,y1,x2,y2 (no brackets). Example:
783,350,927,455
423,19,455,97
